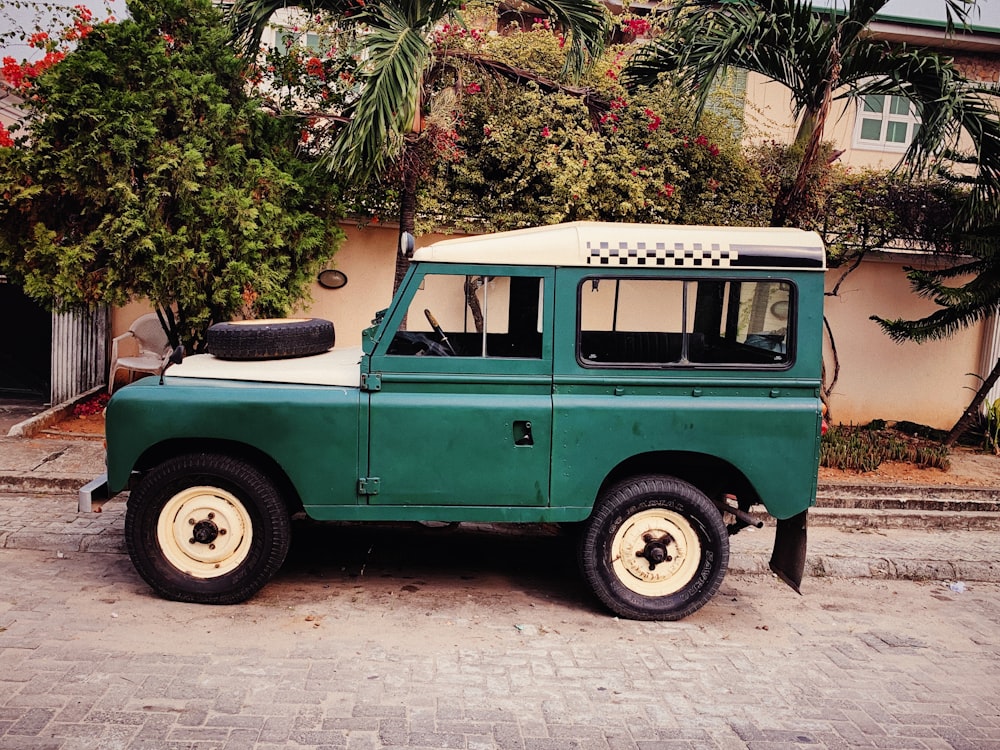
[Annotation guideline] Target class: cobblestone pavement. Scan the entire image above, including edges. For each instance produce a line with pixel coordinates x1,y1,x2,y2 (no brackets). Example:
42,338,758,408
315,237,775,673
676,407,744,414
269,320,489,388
2,504,999,750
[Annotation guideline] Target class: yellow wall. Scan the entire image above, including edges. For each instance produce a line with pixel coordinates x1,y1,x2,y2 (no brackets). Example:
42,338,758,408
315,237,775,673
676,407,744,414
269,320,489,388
824,256,983,429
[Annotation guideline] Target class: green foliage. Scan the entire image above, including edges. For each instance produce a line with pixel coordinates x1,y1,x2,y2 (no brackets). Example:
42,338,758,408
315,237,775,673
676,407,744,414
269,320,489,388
413,28,768,233
985,400,1000,455
0,0,346,352
821,423,951,472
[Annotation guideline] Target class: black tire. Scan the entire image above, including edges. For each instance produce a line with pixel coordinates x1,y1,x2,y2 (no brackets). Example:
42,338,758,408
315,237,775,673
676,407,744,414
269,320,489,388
207,318,334,360
124,454,291,604
579,475,729,621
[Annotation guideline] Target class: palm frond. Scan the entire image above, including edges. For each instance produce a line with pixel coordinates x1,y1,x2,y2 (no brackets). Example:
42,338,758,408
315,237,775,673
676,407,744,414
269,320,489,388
530,0,609,80
322,2,432,182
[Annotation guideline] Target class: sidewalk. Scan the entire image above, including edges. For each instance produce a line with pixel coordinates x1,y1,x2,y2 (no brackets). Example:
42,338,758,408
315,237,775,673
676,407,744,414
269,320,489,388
1,429,997,585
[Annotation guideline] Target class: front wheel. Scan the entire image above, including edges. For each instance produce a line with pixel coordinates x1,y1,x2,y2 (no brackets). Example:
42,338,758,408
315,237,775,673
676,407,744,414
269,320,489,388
579,475,729,621
124,454,291,604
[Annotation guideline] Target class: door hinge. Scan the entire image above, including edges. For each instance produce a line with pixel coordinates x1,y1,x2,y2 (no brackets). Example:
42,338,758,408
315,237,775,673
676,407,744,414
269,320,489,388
362,372,381,391
358,477,380,495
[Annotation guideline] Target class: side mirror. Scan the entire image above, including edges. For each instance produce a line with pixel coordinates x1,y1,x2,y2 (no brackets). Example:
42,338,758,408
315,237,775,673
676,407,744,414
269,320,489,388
159,345,185,385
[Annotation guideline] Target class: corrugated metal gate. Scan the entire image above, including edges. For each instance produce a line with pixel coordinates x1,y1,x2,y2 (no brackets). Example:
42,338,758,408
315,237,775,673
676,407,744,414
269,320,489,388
51,306,109,404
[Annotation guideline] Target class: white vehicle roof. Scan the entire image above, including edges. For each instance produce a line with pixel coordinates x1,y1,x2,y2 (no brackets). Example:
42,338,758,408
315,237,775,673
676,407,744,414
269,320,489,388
412,222,826,271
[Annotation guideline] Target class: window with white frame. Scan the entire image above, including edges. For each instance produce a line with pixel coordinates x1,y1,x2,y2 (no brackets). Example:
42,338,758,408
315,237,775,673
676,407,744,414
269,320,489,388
853,93,920,151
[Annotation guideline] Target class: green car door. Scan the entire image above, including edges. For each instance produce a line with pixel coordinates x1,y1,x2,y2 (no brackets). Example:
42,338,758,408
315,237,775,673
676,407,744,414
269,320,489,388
365,265,555,509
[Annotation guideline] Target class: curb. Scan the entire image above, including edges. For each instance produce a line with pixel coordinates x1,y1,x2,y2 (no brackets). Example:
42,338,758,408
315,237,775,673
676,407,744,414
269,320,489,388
5,386,105,438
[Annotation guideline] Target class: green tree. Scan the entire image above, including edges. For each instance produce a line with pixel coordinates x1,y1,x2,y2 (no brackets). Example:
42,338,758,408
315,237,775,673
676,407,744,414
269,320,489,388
0,0,345,353
623,0,995,228
228,0,609,292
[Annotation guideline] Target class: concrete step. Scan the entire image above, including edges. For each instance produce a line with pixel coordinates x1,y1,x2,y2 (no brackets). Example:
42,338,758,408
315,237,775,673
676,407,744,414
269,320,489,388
816,483,1000,512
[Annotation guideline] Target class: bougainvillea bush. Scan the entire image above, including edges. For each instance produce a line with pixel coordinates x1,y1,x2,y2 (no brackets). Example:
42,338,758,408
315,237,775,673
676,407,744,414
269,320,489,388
409,25,769,233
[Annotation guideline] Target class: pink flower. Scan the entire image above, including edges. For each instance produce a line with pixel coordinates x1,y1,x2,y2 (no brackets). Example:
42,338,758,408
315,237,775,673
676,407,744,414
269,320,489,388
541,126,551,138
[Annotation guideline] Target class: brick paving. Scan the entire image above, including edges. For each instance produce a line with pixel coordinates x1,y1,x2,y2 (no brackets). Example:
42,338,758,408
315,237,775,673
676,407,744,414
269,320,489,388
1,500,999,750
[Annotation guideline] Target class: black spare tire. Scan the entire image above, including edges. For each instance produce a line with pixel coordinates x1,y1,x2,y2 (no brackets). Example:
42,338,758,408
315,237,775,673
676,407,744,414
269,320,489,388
207,318,335,361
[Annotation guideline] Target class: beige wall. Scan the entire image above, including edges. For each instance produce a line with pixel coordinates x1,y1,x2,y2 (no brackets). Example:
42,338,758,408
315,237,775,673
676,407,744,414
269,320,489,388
292,224,464,346
824,256,984,429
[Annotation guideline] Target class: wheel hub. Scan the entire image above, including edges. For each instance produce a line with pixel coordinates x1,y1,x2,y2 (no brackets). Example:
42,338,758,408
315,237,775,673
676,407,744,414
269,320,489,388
191,518,220,545
637,533,673,569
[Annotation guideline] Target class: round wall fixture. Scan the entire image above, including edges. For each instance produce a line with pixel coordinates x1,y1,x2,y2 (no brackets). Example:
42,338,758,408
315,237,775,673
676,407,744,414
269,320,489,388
318,269,348,289
770,300,789,320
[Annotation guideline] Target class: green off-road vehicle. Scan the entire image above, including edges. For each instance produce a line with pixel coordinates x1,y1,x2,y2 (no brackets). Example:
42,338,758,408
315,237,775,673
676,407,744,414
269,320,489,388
84,222,827,620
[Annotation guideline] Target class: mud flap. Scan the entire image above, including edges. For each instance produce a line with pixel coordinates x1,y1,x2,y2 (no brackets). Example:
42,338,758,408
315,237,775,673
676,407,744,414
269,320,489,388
769,510,807,594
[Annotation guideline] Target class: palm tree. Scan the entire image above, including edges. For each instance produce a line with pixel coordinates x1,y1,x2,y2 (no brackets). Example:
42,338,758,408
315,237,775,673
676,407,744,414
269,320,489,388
623,0,991,227
229,0,608,291
872,100,1000,444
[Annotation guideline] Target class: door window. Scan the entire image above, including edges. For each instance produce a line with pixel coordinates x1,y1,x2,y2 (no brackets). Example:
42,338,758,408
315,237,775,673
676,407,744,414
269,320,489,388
388,274,544,359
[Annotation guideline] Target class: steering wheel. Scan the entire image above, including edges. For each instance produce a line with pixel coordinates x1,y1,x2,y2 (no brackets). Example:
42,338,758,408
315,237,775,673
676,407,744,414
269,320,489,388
424,309,457,356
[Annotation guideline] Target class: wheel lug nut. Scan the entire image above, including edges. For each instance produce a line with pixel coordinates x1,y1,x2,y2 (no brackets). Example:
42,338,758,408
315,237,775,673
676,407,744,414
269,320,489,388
209,544,216,550
189,538,196,544
188,518,196,525
208,512,215,520
219,529,227,535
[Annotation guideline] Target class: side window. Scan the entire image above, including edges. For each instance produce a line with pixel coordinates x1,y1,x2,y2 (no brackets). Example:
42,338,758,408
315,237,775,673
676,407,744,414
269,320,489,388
388,274,544,359
578,277,792,367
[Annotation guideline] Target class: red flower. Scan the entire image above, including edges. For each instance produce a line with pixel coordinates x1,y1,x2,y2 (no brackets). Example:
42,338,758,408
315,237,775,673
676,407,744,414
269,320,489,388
465,82,481,94
541,126,551,138
305,56,325,80
623,18,651,36
0,123,14,148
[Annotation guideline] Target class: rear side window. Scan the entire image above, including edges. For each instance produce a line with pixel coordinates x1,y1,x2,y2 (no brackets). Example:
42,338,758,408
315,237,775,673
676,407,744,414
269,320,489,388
578,277,793,367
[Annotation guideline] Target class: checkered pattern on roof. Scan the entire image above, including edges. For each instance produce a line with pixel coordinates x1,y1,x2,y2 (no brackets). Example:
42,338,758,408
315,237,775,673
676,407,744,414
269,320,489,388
586,241,738,267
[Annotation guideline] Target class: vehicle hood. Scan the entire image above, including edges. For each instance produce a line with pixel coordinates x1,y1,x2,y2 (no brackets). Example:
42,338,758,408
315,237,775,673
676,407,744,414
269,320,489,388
167,346,363,387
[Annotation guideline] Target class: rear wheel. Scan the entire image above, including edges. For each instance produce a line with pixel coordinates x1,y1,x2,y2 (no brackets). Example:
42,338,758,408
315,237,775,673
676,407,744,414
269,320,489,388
580,475,729,620
124,454,291,604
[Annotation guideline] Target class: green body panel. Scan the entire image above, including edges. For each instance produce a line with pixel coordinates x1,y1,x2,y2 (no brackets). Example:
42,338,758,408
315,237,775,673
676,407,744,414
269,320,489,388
105,378,361,506
367,383,552,506
549,385,821,519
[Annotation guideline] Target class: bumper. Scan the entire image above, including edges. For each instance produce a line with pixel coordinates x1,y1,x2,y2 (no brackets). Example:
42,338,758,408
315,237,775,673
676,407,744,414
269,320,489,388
79,473,113,513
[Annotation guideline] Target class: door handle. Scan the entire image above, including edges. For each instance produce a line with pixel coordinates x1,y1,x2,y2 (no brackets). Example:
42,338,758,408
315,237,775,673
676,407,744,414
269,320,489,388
513,420,534,446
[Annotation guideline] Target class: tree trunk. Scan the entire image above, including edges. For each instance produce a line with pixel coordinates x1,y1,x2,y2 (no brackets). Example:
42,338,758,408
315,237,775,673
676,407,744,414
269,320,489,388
945,358,1000,447
393,152,419,297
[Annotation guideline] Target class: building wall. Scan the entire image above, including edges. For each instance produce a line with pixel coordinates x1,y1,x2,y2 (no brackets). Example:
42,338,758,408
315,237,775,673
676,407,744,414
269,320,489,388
824,255,983,429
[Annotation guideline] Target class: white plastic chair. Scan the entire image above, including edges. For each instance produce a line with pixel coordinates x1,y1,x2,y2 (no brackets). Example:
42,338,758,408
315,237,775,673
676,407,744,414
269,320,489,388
108,313,171,393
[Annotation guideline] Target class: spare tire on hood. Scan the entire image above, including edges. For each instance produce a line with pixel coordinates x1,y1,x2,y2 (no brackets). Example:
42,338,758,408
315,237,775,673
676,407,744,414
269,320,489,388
207,318,335,361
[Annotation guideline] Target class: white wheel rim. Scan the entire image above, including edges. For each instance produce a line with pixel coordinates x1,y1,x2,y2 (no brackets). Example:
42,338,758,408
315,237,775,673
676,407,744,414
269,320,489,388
610,509,702,596
157,486,253,579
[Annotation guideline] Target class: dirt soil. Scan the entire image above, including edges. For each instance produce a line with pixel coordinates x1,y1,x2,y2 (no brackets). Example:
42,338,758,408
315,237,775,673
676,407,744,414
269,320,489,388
39,410,1000,488
819,446,1000,487
39,411,107,440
